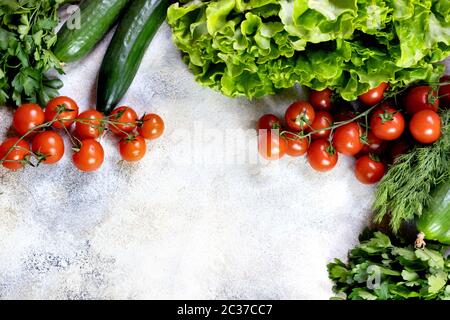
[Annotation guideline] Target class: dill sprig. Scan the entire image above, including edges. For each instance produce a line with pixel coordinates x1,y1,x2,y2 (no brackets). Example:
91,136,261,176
373,108,450,233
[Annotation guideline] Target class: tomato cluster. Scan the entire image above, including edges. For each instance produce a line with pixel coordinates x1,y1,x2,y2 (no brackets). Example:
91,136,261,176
0,96,165,172
257,78,449,185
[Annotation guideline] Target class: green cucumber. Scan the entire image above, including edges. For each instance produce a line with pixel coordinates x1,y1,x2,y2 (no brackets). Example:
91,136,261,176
54,0,130,63
417,180,450,245
96,0,169,114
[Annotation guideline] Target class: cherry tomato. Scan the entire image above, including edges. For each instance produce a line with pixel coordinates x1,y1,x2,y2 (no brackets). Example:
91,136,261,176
309,88,333,111
284,132,308,157
307,139,338,172
358,82,388,106
309,111,333,140
257,114,281,132
370,105,405,141
0,138,30,170
333,122,364,156
72,139,104,172
258,130,287,160
119,135,147,162
13,103,45,136
355,155,385,184
439,76,450,107
360,131,386,155
45,96,79,129
285,101,315,131
31,131,65,165
138,114,165,140
409,110,441,144
405,86,439,115
109,106,138,135
75,110,104,140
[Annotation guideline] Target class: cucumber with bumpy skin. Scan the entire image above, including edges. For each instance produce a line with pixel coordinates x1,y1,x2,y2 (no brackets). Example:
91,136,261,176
416,181,450,246
96,0,170,114
54,0,130,63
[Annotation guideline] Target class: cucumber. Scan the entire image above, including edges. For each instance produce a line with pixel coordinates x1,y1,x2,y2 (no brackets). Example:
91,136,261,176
54,0,130,63
416,180,450,245
96,0,169,114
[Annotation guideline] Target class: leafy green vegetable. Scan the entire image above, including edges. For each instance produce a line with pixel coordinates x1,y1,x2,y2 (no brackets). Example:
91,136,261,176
167,0,449,100
0,0,68,106
328,231,450,300
373,108,450,233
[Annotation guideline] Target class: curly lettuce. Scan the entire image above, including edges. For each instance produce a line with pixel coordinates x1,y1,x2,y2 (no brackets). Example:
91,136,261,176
167,0,450,100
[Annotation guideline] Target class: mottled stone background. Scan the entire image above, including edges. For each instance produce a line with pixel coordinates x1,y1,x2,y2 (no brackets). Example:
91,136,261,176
0,24,447,300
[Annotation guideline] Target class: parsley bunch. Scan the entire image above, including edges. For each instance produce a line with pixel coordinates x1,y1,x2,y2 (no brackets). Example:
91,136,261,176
328,231,450,300
0,0,69,107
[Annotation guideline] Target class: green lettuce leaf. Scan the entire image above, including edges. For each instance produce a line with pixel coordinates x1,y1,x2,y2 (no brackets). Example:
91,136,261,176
167,0,450,101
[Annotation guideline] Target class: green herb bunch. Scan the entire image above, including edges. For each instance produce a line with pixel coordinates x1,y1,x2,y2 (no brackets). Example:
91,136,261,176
328,231,450,300
0,0,68,107
373,108,450,233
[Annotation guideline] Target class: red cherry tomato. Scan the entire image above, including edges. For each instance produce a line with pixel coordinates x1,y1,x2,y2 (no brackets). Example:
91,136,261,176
45,96,79,129
409,110,441,144
360,131,386,155
257,114,281,132
405,86,439,115
258,130,287,160
309,88,333,112
13,103,45,136
75,110,104,140
285,101,315,131
284,132,309,157
0,138,30,170
32,131,65,165
355,155,385,184
439,76,450,107
72,139,104,172
108,106,138,136
333,122,364,156
119,136,147,162
307,139,338,172
358,82,388,106
138,114,165,140
370,105,405,141
309,111,333,140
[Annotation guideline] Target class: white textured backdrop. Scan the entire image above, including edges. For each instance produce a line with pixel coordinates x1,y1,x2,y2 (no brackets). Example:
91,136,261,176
1,24,446,300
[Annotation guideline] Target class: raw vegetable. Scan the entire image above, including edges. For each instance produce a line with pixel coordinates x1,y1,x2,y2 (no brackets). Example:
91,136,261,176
96,0,170,114
307,140,337,172
332,122,363,156
167,0,450,101
108,106,138,136
1,97,165,172
31,131,65,165
0,0,69,106
409,110,441,144
72,139,104,172
138,114,165,140
119,135,147,162
13,103,45,136
284,132,308,157
416,180,450,246
258,130,286,160
54,0,130,63
354,155,385,185
374,108,450,232
284,101,315,131
328,231,450,300
45,96,79,128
